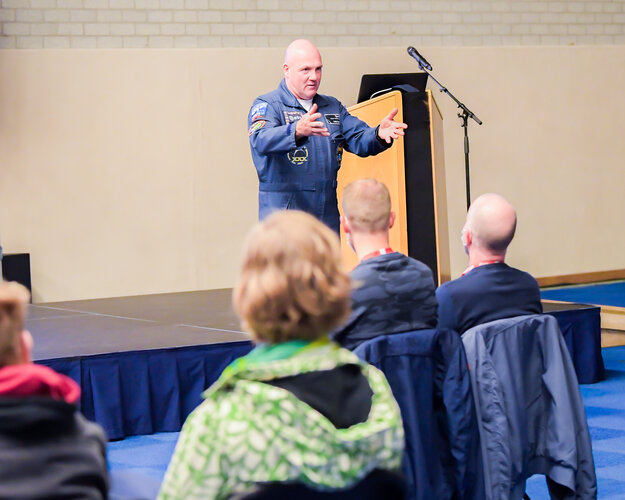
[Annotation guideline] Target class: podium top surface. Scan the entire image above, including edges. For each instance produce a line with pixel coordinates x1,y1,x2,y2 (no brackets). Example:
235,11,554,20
358,73,428,103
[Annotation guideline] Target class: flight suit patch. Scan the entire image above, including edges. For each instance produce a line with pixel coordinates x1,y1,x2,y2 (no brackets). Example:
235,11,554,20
248,120,266,136
284,111,303,124
250,102,268,121
288,146,308,165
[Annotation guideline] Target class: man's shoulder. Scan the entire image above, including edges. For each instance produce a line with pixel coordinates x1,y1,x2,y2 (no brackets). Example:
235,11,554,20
254,86,283,105
437,275,465,296
506,264,539,282
351,253,435,290
488,263,540,288
438,264,538,296
437,267,487,296
401,254,434,273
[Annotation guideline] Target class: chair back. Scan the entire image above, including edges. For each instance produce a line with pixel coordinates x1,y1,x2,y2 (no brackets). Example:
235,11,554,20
462,314,596,500
354,329,482,500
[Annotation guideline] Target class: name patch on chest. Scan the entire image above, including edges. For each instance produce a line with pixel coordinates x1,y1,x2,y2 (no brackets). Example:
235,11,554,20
283,111,303,124
325,114,340,125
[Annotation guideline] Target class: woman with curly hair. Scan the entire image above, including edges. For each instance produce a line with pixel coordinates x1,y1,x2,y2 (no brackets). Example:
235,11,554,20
159,210,404,500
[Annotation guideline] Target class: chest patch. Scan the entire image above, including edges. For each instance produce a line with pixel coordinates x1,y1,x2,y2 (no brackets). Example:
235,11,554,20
288,146,308,165
283,111,303,124
325,114,340,125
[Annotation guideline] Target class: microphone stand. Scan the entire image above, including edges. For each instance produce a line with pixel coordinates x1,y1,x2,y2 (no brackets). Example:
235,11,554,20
412,60,482,211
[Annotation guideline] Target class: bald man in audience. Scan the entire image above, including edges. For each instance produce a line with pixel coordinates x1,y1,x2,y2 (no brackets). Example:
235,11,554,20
248,39,407,233
332,179,437,350
436,193,542,335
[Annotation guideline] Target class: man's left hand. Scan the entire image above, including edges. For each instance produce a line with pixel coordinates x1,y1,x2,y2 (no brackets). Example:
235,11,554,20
377,108,408,144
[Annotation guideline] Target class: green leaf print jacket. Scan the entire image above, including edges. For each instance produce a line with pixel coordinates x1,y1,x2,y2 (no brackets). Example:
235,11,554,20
158,337,405,500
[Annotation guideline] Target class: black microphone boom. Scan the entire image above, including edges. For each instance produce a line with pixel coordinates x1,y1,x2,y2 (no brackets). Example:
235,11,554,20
406,46,432,71
405,44,482,211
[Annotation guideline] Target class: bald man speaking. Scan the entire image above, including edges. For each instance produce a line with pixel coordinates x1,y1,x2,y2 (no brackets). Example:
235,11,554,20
436,193,542,334
248,39,407,233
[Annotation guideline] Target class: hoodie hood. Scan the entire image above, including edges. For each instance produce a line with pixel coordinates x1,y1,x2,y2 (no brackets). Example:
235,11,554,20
0,363,80,403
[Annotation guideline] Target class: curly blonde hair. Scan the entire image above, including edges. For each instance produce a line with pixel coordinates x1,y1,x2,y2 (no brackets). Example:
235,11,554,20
0,281,30,367
233,211,351,343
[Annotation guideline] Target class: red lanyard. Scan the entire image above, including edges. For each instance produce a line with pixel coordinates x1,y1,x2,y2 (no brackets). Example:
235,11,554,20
361,247,394,261
461,260,503,277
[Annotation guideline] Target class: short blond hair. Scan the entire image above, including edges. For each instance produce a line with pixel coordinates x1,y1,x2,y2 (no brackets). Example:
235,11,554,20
342,178,391,232
0,281,30,367
233,211,351,343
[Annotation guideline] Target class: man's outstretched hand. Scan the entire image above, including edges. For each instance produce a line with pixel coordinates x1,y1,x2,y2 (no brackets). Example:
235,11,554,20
377,108,408,144
295,103,330,139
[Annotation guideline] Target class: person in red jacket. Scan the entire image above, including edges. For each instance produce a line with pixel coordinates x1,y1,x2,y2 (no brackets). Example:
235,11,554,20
0,281,109,499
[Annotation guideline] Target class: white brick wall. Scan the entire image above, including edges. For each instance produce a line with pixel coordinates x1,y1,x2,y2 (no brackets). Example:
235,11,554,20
1,0,625,48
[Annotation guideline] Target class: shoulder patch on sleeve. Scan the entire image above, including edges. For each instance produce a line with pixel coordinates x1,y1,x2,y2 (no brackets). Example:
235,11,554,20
250,102,268,121
248,120,266,136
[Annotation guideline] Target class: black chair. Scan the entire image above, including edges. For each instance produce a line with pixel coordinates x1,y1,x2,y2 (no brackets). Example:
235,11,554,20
228,468,406,500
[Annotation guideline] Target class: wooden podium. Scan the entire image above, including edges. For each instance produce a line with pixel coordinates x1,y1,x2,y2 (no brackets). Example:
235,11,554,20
337,88,450,286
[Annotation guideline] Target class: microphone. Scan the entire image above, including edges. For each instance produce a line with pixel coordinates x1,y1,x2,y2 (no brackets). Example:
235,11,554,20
407,46,432,71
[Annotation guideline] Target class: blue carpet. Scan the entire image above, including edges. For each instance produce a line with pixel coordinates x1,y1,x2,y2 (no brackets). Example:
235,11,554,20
109,346,625,499
541,281,625,308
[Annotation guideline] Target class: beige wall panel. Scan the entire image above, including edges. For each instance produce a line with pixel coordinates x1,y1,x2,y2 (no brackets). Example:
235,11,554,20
1,46,624,301
320,46,625,282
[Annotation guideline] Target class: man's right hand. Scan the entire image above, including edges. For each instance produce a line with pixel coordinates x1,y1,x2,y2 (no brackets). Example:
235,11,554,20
295,103,330,139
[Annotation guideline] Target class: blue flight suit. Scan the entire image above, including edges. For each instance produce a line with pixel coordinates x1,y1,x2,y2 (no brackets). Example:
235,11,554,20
248,79,390,233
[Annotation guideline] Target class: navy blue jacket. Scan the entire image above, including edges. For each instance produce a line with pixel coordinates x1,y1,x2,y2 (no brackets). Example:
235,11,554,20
332,252,438,350
248,79,389,233
436,263,542,335
355,329,483,500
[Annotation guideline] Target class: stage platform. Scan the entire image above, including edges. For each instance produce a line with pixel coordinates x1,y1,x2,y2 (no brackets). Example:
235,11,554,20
541,280,625,332
28,289,254,440
27,289,604,440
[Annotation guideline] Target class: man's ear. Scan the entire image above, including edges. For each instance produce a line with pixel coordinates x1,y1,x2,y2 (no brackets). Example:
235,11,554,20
19,330,33,364
341,215,351,234
461,225,472,255
282,63,289,78
388,211,396,229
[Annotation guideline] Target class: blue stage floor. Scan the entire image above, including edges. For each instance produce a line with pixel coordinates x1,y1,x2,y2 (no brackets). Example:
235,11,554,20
541,281,625,309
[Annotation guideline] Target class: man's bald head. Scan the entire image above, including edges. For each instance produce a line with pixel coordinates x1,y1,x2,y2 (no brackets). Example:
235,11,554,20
342,178,392,233
284,39,321,65
283,39,322,100
465,193,517,254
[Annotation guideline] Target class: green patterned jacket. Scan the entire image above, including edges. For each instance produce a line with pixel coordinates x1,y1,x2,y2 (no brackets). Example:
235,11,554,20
158,337,405,500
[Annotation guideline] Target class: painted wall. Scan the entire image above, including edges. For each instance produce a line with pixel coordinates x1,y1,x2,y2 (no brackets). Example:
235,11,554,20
1,45,624,301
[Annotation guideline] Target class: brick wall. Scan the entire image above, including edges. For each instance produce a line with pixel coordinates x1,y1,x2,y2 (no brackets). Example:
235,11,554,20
1,0,625,49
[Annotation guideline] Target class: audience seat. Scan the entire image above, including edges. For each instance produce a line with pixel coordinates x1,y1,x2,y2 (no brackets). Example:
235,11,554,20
354,329,483,500
462,314,597,500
